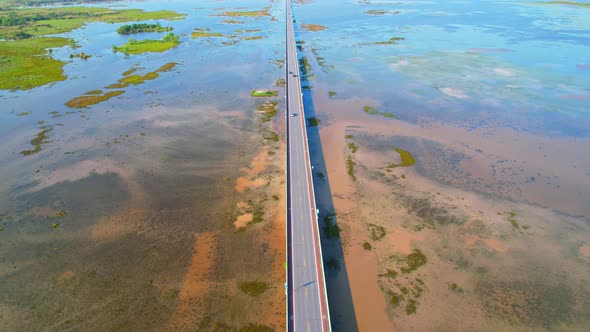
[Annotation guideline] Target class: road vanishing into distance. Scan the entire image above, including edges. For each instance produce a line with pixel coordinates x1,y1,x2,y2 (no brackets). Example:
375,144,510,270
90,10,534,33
285,1,332,332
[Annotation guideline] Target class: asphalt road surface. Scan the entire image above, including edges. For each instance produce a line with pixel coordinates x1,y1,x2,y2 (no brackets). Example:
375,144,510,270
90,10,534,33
285,1,331,331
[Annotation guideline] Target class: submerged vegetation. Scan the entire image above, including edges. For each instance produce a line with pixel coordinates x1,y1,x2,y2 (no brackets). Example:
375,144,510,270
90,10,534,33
346,155,356,180
301,23,327,32
20,126,52,156
65,90,125,108
113,33,180,55
307,117,320,127
258,101,278,122
348,142,358,153
323,212,340,239
363,105,397,119
398,249,427,274
388,148,416,168
374,37,405,45
238,281,268,297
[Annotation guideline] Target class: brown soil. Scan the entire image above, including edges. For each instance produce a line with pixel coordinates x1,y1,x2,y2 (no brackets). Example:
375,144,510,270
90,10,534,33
580,244,590,259
169,231,217,329
234,213,253,228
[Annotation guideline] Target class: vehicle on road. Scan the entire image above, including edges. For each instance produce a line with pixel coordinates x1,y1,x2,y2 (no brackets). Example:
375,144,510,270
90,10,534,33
291,113,297,117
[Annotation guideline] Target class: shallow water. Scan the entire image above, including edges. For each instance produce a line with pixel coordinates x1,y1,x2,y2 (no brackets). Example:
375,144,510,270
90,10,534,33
0,0,285,329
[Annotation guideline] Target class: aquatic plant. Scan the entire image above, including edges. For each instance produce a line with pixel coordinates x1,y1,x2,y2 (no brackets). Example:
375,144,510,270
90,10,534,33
329,91,336,97
346,155,356,180
362,242,372,250
374,37,405,45
307,117,320,127
20,126,52,155
323,213,340,239
405,299,417,314
379,269,398,278
301,23,327,32
251,90,278,97
326,257,340,270
399,249,427,274
348,142,358,153
65,90,125,108
221,10,270,17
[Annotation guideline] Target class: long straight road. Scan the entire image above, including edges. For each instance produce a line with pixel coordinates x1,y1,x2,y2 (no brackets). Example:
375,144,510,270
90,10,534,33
285,1,331,331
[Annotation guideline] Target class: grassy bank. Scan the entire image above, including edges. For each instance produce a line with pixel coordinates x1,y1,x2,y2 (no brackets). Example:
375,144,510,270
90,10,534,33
113,33,180,55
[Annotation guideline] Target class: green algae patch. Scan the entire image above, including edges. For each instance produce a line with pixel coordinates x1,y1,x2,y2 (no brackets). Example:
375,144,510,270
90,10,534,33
17,112,31,117
238,281,268,297
532,1,590,8
374,37,405,45
307,117,320,127
251,90,278,97
0,37,69,90
0,7,185,41
113,33,180,55
301,23,327,32
21,126,52,156
221,10,270,17
388,148,416,168
65,90,125,108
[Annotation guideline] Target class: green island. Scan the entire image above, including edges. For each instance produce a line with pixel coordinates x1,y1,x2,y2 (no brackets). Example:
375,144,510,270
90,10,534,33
251,90,278,97
117,23,173,34
113,33,181,55
388,148,416,168
0,6,184,90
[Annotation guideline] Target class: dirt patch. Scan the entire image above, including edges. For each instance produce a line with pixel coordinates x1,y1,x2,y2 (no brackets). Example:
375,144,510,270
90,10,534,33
234,213,253,229
483,237,508,253
169,231,217,329
580,244,590,259
235,148,271,193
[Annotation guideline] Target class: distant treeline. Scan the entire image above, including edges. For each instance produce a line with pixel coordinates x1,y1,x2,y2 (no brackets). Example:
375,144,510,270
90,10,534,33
117,23,172,34
0,10,92,27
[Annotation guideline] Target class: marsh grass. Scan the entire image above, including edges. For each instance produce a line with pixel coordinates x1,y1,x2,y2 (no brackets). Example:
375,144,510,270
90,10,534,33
368,224,386,241
348,142,358,153
251,90,278,97
388,148,416,168
20,126,53,155
113,33,180,55
346,155,356,180
65,90,125,108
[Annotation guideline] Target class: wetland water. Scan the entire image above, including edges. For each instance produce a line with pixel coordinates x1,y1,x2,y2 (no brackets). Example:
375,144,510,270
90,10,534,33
1,0,287,330
291,0,590,331
1,0,590,331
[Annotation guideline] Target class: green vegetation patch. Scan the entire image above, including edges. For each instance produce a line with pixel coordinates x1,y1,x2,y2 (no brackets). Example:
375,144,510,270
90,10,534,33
348,142,358,153
275,78,285,87
65,90,125,108
363,105,397,118
399,249,427,274
388,291,403,307
117,23,172,34
379,268,398,279
221,10,270,17
21,126,52,156
323,212,340,239
0,37,69,90
504,210,521,230
251,90,278,97
113,33,180,55
388,148,416,168
0,7,185,40
368,223,386,241
345,134,353,139
264,131,279,142
365,10,389,15
221,19,244,24
238,281,268,297
301,23,327,32
258,101,278,122
243,35,264,40
374,37,405,45
191,28,223,38
328,91,336,97
406,299,417,315
307,117,320,127
346,155,356,180
84,89,102,95
362,242,372,250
